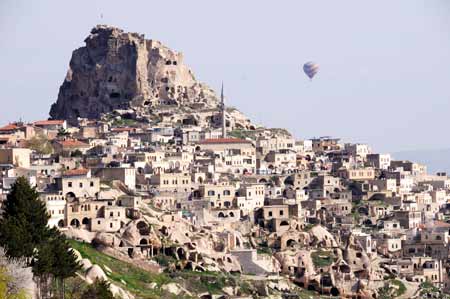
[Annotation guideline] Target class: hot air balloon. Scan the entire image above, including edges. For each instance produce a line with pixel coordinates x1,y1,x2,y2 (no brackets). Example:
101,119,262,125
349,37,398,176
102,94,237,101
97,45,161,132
303,62,319,80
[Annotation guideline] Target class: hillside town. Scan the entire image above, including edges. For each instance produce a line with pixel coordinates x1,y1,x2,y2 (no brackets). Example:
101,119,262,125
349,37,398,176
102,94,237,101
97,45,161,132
1,25,450,299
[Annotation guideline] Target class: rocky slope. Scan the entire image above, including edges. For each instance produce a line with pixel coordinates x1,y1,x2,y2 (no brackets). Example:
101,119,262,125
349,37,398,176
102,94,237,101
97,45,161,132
50,25,225,126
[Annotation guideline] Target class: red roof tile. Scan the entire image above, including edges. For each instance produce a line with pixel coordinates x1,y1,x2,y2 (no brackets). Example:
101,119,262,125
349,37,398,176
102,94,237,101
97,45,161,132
0,123,19,131
64,168,89,177
58,139,89,148
34,120,65,126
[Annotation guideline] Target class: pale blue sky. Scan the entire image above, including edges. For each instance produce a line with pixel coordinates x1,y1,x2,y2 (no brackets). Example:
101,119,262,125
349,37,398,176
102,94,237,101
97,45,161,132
1,0,450,152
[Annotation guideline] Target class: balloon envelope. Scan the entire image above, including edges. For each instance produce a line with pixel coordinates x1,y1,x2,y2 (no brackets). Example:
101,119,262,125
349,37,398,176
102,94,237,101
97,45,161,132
303,62,319,79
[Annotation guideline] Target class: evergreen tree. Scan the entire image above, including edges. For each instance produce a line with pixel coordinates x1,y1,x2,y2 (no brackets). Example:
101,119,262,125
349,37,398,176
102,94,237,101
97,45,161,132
32,231,81,299
81,279,115,299
0,177,50,259
56,128,70,138
50,233,81,299
32,241,55,299
0,177,80,299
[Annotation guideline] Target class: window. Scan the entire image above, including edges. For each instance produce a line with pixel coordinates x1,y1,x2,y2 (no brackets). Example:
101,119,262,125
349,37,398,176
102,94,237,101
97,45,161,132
68,182,72,188
110,223,113,228
280,210,284,216
208,190,215,196
98,220,101,225
268,211,273,217
90,181,94,187
79,182,83,188
110,212,113,217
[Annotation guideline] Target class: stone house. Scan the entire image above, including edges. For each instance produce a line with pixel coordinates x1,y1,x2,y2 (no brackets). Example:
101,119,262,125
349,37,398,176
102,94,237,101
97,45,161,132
366,153,391,170
217,149,256,174
149,171,193,192
391,160,427,176
56,168,100,199
107,131,129,148
235,183,265,215
344,143,372,159
256,135,295,155
40,191,66,228
264,150,297,172
337,167,375,181
256,205,290,232
53,139,90,155
33,120,67,131
66,198,127,232
92,167,136,190
0,148,31,168
197,182,235,209
311,137,340,153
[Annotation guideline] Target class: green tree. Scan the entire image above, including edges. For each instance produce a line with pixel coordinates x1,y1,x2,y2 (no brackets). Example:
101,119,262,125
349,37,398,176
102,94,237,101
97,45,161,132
57,128,70,138
32,241,55,299
32,232,81,299
0,177,80,299
0,177,51,259
33,234,81,299
50,233,81,299
81,280,115,299
70,150,83,157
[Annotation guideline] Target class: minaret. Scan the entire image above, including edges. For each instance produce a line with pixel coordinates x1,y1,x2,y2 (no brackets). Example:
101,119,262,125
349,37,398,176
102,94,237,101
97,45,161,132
221,82,227,138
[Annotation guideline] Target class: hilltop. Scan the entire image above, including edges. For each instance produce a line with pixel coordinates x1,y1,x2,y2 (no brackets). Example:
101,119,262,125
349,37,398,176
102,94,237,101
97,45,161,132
49,25,256,132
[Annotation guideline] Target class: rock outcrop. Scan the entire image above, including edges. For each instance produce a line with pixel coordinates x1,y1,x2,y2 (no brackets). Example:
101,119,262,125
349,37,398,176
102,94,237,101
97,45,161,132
50,25,220,125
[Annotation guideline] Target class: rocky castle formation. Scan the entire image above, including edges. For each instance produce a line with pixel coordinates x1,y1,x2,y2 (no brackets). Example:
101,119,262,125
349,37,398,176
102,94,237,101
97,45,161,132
50,25,222,125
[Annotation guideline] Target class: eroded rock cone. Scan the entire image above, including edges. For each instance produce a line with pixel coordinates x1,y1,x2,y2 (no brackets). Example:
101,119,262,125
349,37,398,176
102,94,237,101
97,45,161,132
50,25,219,125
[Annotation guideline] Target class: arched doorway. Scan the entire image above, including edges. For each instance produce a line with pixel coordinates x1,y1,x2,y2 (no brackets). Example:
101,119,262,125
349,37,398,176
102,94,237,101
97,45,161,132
137,221,150,235
70,218,80,228
66,192,76,201
57,219,65,228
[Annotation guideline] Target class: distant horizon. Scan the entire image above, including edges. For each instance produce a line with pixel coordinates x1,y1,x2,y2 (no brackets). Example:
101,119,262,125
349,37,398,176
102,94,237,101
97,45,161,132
1,0,450,153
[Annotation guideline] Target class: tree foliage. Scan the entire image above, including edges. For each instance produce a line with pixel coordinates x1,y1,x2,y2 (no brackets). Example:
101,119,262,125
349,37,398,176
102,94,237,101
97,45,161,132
0,177,50,259
81,280,115,299
70,150,83,157
57,128,70,138
0,177,80,299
